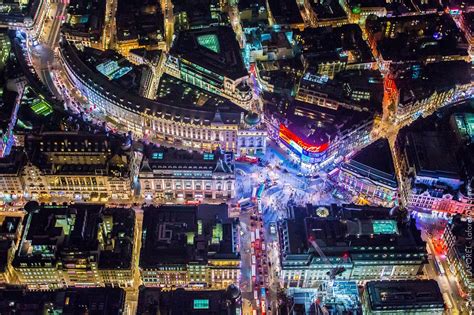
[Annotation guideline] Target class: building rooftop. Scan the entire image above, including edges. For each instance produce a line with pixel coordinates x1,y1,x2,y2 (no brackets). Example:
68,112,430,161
347,0,443,15
298,69,383,111
392,61,472,106
0,215,21,241
268,97,375,151
0,0,41,24
14,204,134,270
404,131,461,180
267,0,303,25
140,145,234,174
60,41,244,126
170,26,248,81
156,74,244,113
25,131,131,177
139,204,239,268
62,0,106,41
365,280,444,312
294,24,374,67
342,139,398,189
116,0,164,44
137,287,240,314
281,204,425,262
0,148,25,175
366,13,469,62
0,288,125,314
309,0,347,20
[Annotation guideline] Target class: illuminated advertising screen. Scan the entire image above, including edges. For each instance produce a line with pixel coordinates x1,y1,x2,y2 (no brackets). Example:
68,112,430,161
279,124,329,158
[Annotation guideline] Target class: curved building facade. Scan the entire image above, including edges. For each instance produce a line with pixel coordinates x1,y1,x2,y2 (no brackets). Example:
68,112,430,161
59,41,267,154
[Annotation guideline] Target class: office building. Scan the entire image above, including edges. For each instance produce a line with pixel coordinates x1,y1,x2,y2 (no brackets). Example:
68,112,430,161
139,146,235,201
294,25,375,79
140,204,240,289
389,61,472,123
441,217,474,299
166,26,252,108
0,287,125,314
137,286,241,314
244,26,294,63
59,40,267,154
13,204,135,289
366,14,470,71
338,139,398,207
267,0,304,29
363,280,445,314
278,204,427,288
394,114,474,217
305,0,348,27
0,149,25,204
23,131,135,202
61,0,106,50
0,0,48,40
0,215,22,285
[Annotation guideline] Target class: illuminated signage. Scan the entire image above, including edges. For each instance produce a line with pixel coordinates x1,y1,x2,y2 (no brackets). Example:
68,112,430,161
279,124,329,154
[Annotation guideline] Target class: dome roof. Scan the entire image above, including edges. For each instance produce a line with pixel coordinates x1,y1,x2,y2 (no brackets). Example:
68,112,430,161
244,112,260,126
226,284,241,300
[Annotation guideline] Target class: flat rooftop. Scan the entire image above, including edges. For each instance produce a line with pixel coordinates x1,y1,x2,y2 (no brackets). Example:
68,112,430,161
348,0,442,15
294,24,374,66
366,280,444,311
141,145,234,174
156,74,244,114
0,288,125,314
267,0,303,25
342,139,398,188
366,13,469,62
60,41,244,126
405,131,461,180
140,204,239,268
282,204,425,258
393,61,471,106
170,26,248,81
137,287,240,314
309,0,347,20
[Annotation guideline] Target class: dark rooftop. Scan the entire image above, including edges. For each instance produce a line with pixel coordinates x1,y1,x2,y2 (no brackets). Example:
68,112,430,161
294,24,374,67
140,145,234,174
139,204,239,268
281,204,425,259
309,0,347,20
366,280,444,311
0,148,25,175
25,131,131,177
342,139,398,188
366,13,469,62
267,0,303,25
156,74,245,113
0,287,125,315
404,131,461,180
62,0,106,41
60,41,244,126
137,287,240,314
170,26,248,81
14,205,134,270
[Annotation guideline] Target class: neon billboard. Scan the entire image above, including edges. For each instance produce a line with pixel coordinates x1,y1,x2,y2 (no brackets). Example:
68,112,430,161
279,124,329,157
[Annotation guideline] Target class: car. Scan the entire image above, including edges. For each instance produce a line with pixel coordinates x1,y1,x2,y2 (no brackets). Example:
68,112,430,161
283,169,289,173
297,173,303,177
269,223,277,234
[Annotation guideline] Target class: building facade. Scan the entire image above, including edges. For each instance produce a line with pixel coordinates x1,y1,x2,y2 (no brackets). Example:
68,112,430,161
59,41,266,155
23,131,135,202
139,204,240,290
139,148,235,201
278,205,427,288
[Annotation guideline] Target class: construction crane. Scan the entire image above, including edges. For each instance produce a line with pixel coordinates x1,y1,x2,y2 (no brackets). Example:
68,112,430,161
308,233,346,280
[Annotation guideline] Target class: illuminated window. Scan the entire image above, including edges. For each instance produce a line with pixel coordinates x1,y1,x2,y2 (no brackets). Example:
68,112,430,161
152,152,163,160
